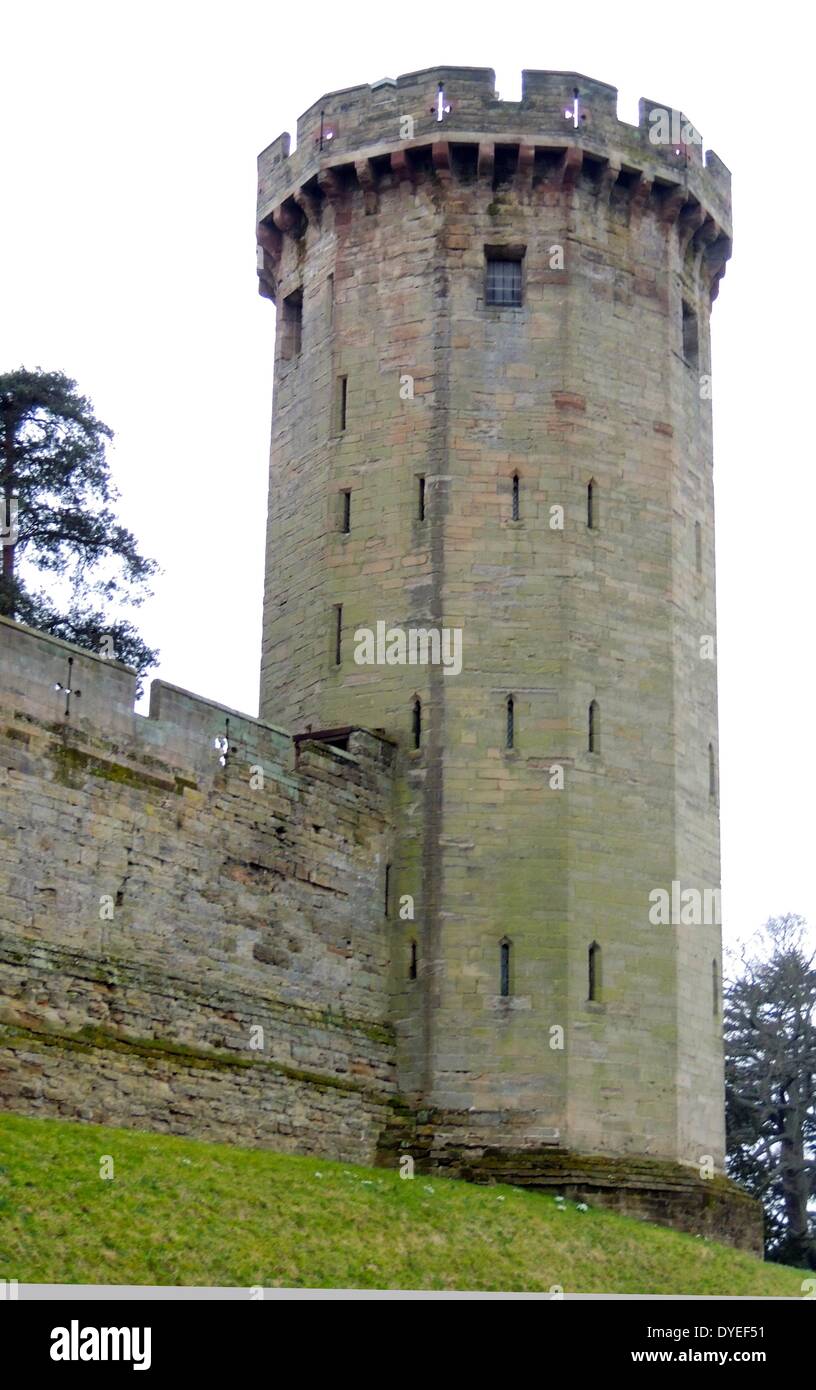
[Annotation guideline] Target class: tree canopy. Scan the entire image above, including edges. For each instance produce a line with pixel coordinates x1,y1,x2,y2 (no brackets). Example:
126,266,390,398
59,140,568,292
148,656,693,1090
725,914,816,1268
0,367,158,686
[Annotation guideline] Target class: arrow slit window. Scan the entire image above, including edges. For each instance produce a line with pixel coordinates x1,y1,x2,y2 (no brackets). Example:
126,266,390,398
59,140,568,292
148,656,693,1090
682,300,699,367
500,938,511,997
281,289,302,359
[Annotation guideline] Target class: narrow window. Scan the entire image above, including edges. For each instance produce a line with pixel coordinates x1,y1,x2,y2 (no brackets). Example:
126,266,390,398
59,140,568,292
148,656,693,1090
486,255,523,307
409,940,418,980
500,938,511,998
694,520,702,574
588,941,601,1001
682,300,699,367
334,604,342,666
340,489,351,534
412,697,422,750
511,471,520,521
712,957,719,1016
588,699,600,754
417,475,426,521
384,863,391,917
337,375,348,432
587,478,597,530
327,272,334,328
505,695,515,750
282,289,303,359
708,741,717,799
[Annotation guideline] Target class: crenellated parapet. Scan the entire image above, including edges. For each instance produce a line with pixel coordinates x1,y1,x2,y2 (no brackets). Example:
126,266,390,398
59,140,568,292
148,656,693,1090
257,66,732,303
0,612,394,792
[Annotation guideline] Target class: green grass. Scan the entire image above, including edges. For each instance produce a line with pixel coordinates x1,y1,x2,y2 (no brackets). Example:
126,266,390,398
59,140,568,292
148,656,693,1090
0,1112,804,1294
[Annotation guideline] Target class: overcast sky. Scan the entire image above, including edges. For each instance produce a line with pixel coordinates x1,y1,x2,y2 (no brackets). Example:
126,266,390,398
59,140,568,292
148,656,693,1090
1,0,813,948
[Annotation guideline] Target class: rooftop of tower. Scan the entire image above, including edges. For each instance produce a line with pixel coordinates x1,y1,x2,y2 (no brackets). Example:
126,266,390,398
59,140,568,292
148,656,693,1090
257,65,732,236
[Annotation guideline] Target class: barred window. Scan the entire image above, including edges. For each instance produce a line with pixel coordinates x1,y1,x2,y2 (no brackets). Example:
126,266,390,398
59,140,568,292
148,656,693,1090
486,257,522,306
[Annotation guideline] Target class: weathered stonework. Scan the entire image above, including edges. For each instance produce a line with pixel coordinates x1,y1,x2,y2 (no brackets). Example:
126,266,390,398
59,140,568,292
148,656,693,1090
0,68,762,1258
0,615,397,1162
256,67,758,1251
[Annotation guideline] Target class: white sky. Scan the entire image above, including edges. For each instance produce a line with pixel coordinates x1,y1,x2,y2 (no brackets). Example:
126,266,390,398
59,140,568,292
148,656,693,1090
1,0,813,947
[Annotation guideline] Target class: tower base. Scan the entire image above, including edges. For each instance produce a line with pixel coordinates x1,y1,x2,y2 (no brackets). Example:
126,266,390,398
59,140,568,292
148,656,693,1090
378,1108,763,1256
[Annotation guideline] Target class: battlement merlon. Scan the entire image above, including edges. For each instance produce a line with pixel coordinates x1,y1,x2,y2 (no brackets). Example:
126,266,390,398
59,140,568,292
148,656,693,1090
256,65,732,247
0,612,395,788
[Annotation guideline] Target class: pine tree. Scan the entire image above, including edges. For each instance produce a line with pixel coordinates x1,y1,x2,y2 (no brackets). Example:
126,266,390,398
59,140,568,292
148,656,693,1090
725,914,816,1267
0,367,158,687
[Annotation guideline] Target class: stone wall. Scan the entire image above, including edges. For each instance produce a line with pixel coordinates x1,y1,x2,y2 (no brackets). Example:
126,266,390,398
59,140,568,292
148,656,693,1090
0,614,397,1161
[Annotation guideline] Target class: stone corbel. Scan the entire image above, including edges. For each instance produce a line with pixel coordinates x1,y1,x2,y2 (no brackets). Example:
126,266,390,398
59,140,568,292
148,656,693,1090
272,200,300,235
257,265,277,303
516,143,534,188
694,216,720,252
596,157,621,203
705,233,731,302
294,187,319,227
629,172,654,221
477,142,495,181
554,145,583,187
390,148,413,186
255,239,279,303
678,201,707,256
355,158,378,213
256,221,282,302
659,182,689,226
690,216,719,285
317,167,343,201
256,220,283,261
432,141,451,183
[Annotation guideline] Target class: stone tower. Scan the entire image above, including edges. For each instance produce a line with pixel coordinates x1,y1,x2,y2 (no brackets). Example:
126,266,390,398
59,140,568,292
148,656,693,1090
256,68,736,1201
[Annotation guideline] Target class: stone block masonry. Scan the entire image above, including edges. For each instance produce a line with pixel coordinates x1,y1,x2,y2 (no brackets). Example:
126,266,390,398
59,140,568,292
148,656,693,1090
258,64,733,1167
0,614,398,1161
254,64,760,1253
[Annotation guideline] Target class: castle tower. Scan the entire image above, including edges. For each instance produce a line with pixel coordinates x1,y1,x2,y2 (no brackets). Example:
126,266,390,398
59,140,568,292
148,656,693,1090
256,69,733,1185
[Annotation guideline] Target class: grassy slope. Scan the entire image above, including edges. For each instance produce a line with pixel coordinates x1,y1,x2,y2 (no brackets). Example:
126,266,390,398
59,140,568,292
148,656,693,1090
0,1113,803,1294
